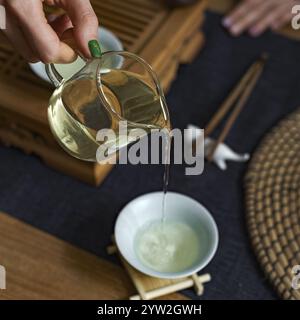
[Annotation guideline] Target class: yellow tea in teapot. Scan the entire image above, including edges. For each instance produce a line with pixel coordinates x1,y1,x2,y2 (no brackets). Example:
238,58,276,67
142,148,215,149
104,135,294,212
47,52,170,162
47,48,172,240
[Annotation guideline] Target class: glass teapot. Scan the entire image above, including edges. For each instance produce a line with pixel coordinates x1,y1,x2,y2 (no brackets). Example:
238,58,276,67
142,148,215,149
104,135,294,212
46,41,170,162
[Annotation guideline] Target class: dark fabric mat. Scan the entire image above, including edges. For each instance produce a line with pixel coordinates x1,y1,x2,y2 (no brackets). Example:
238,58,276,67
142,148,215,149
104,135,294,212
1,11,300,299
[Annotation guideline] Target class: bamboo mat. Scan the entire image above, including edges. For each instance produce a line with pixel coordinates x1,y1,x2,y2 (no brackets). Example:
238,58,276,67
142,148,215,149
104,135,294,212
245,109,300,300
0,212,187,300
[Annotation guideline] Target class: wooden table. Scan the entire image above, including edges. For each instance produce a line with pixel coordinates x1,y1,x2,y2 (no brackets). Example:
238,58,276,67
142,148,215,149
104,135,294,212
0,212,187,300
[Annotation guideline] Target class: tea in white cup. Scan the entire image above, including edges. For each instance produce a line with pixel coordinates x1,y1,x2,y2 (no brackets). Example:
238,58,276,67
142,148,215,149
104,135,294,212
115,192,218,279
135,220,201,273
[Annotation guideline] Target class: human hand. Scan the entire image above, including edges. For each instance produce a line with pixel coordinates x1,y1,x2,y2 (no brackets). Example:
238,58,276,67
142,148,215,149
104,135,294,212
222,0,300,37
0,0,98,63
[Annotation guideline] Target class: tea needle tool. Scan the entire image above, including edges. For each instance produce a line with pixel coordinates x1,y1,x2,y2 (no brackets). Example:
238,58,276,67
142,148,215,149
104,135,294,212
205,53,268,162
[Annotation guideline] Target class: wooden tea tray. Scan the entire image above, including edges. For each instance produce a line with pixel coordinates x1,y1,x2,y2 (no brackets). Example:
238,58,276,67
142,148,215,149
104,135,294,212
0,0,207,185
0,211,187,300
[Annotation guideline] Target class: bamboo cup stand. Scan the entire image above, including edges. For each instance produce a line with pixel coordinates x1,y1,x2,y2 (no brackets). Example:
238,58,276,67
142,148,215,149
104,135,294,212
107,237,211,300
0,0,207,185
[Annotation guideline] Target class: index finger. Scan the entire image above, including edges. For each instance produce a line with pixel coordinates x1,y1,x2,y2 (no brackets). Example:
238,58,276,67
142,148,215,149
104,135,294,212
223,0,261,28
60,0,99,58
7,0,76,63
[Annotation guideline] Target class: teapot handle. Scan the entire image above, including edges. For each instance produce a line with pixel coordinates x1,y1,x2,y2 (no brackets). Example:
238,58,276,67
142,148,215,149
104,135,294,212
45,40,102,87
45,63,64,88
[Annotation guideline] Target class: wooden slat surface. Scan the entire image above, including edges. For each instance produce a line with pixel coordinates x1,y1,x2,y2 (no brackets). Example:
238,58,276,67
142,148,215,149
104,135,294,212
0,212,187,300
0,0,207,185
86,0,167,52
0,0,168,84
140,1,206,72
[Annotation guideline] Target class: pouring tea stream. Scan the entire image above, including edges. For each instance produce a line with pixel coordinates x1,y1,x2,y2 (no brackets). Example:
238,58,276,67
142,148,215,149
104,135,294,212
46,41,216,276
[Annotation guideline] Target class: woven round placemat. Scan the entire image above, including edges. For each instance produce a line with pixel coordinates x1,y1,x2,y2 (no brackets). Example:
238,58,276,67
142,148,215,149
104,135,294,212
245,108,300,300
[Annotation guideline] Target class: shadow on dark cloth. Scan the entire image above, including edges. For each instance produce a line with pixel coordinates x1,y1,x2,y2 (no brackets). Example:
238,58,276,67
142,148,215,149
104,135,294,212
1,11,299,299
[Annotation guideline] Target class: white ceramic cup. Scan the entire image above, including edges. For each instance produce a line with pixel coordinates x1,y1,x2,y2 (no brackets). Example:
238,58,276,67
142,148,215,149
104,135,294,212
115,192,219,279
29,26,123,84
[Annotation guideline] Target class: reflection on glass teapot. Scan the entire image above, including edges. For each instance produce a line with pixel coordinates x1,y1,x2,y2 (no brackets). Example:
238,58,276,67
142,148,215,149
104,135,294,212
46,41,170,162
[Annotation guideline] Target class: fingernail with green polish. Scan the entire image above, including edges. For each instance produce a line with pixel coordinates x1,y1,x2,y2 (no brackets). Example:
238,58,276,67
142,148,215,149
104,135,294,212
88,40,102,58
